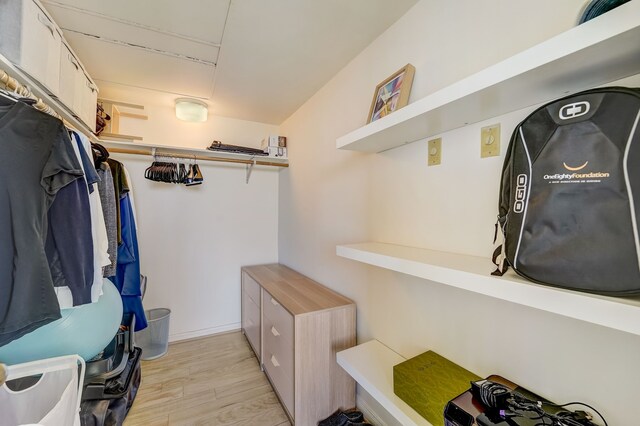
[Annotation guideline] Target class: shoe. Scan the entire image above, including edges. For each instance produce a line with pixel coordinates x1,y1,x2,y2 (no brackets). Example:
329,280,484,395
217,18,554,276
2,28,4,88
318,409,364,426
193,164,204,182
341,409,364,424
184,164,194,185
185,164,203,186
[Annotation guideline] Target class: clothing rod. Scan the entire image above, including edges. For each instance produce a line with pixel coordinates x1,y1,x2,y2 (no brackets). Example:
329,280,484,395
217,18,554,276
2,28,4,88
108,147,289,168
0,68,62,119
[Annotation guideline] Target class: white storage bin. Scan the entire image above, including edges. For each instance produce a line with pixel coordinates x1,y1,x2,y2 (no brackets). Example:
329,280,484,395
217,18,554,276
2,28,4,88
79,71,98,132
0,355,85,426
0,0,62,94
58,43,83,114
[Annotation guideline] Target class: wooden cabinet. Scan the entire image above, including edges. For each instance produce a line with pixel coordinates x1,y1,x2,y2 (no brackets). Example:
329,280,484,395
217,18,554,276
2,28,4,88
241,273,261,358
241,264,356,425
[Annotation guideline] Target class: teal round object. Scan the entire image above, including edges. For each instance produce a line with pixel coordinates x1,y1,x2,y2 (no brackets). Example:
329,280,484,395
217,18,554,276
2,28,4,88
0,279,123,365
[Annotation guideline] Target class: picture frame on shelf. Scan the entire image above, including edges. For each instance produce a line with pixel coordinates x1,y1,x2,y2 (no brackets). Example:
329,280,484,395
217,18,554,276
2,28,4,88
367,64,415,123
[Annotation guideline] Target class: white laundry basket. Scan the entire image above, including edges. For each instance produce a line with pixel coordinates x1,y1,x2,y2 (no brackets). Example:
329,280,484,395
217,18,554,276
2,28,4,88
0,355,85,426
135,308,171,360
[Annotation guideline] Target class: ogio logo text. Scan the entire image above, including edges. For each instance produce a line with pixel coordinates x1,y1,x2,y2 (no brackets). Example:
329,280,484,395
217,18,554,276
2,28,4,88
559,101,590,120
514,174,527,213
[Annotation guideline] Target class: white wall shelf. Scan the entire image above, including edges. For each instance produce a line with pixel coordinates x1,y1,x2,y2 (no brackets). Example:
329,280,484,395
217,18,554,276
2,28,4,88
336,2,640,152
337,340,431,426
99,139,289,169
337,242,640,336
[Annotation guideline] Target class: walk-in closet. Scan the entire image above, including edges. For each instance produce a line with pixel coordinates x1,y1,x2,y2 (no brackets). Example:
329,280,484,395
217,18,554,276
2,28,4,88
1,1,639,425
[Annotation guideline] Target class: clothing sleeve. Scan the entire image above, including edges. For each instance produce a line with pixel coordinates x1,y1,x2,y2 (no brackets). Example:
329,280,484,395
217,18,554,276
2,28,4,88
41,125,84,196
72,131,100,193
119,164,130,196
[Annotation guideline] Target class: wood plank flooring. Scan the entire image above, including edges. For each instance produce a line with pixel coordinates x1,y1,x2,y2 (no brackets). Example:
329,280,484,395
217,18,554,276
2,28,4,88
124,331,290,426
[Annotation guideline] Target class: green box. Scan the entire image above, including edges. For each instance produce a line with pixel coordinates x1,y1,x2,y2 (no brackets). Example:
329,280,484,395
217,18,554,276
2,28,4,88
393,351,480,426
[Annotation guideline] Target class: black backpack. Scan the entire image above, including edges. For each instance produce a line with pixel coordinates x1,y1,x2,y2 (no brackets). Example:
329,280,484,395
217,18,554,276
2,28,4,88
492,87,640,295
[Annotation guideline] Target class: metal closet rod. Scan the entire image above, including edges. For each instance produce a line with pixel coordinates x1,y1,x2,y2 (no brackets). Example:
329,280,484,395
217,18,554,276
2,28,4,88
0,67,287,169
108,146,288,168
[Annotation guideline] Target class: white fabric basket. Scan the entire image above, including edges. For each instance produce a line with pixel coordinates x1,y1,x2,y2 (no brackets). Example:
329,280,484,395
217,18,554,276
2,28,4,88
0,355,85,426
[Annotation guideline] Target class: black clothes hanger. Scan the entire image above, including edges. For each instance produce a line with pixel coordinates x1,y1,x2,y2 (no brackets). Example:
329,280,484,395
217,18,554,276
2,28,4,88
91,143,110,168
144,156,203,186
0,88,37,107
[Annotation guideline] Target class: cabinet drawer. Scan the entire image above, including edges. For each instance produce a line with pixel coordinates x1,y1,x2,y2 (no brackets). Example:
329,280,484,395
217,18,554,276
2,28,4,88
263,315,293,379
241,290,260,358
263,347,294,417
262,290,294,343
242,273,261,306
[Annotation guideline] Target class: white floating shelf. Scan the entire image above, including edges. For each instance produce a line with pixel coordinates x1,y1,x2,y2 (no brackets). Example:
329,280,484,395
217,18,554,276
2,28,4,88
337,2,640,152
100,139,289,168
337,242,640,336
337,340,431,426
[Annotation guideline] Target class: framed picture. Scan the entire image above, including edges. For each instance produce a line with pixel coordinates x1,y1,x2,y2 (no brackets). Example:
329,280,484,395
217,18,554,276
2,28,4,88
367,64,415,123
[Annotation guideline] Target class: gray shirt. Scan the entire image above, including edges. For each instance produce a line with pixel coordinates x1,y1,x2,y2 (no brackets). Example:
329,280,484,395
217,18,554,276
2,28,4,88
97,162,118,277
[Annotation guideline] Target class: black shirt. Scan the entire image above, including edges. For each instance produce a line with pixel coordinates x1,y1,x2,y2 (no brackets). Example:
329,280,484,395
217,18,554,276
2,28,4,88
0,101,84,346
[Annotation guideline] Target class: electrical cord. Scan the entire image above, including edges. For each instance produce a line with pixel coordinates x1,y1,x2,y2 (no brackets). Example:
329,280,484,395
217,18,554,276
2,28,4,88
541,401,608,426
474,380,608,426
478,380,511,408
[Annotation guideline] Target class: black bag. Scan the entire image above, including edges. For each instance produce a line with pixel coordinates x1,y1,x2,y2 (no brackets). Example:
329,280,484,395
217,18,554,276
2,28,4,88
80,348,142,426
492,87,640,295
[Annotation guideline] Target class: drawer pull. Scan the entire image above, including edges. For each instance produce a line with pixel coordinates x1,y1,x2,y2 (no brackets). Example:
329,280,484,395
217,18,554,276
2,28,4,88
270,355,280,368
38,13,56,38
271,326,280,337
68,53,79,70
270,297,279,307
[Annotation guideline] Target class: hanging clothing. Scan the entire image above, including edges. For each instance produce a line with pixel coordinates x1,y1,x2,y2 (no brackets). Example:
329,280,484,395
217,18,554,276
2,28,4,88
72,131,110,302
97,162,118,277
45,169,94,306
45,131,102,308
106,158,129,245
113,192,147,331
0,101,83,346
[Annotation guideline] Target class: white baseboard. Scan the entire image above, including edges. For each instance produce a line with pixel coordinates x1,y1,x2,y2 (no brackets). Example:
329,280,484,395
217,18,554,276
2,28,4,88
168,322,241,343
358,393,389,426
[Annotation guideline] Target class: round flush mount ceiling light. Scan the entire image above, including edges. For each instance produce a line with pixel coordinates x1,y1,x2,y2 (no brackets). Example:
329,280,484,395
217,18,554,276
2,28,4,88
175,98,208,122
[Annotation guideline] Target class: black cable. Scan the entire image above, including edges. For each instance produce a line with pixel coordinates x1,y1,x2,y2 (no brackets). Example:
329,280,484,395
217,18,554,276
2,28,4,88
478,380,511,408
475,381,606,426
542,401,608,426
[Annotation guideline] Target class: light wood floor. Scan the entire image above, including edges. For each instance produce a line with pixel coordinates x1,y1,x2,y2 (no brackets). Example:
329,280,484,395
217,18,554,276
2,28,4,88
124,331,290,426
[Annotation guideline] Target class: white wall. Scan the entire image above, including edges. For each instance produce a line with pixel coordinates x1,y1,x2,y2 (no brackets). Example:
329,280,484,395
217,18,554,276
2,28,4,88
100,83,276,150
278,1,640,424
102,86,281,342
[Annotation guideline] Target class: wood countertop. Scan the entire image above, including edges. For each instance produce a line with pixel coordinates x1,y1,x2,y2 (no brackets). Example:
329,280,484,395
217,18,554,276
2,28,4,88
242,264,354,316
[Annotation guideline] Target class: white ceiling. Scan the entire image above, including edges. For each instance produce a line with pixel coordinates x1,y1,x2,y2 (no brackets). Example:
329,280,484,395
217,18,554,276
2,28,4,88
42,0,418,124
